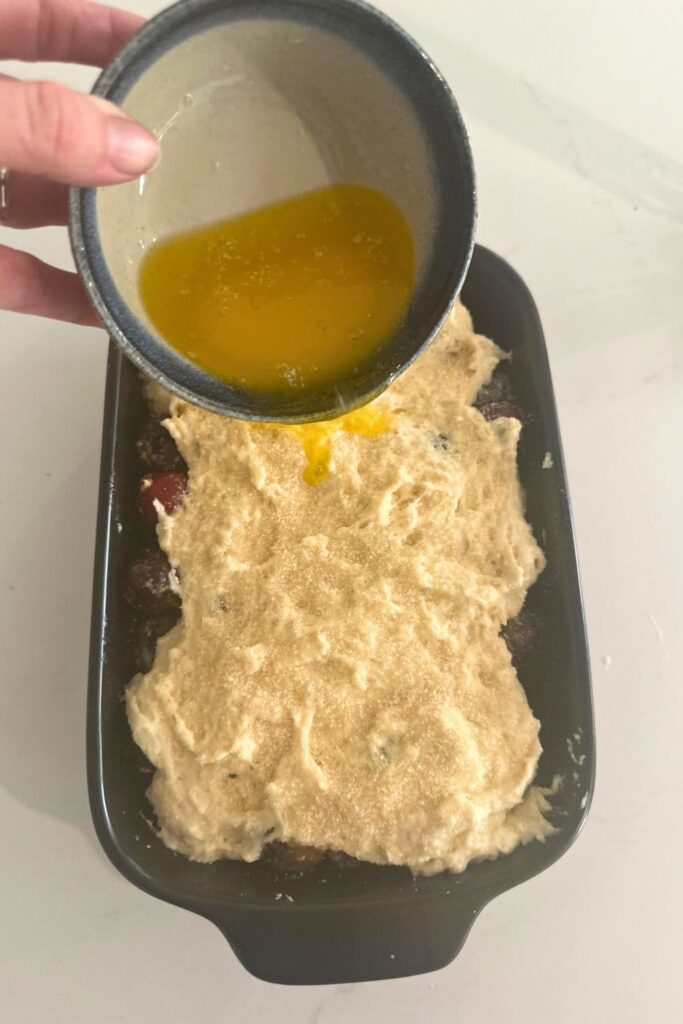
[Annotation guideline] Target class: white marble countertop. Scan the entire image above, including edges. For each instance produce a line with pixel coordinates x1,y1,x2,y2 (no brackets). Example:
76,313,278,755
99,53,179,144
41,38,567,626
1,2,682,1021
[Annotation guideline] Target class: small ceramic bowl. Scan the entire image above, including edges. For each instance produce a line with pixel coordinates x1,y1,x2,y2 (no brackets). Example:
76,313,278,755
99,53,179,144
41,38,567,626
70,0,476,421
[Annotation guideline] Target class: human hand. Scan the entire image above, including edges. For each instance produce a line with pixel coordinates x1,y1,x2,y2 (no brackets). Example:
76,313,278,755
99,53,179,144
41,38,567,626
0,0,159,326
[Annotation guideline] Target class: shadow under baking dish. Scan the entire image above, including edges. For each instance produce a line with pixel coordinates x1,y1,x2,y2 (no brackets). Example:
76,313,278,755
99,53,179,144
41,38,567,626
87,245,595,986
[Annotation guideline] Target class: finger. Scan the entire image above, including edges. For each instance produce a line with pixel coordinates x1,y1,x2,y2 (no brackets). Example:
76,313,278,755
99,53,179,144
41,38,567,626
0,244,100,326
0,76,159,186
1,172,68,228
0,0,144,68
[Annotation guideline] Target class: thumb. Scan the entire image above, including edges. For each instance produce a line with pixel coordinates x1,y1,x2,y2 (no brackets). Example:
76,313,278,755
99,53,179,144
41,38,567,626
0,76,159,186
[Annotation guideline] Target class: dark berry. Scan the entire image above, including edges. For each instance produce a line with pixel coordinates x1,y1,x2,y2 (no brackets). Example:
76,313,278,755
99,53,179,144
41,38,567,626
474,367,514,408
502,609,542,664
136,418,185,472
122,550,180,614
264,842,325,871
327,849,360,868
133,610,181,673
137,472,187,524
479,401,524,423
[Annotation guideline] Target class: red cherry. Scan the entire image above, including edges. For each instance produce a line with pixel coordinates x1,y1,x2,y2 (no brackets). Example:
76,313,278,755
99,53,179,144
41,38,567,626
137,472,187,524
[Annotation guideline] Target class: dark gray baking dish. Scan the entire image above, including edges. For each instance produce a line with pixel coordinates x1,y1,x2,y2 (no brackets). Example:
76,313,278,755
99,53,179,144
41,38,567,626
87,244,595,986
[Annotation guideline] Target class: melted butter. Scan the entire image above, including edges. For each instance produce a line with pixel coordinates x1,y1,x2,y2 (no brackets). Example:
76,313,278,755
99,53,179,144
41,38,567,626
269,405,392,485
139,184,414,392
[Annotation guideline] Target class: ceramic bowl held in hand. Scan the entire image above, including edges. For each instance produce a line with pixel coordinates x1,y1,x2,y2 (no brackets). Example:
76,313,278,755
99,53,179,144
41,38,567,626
70,0,476,421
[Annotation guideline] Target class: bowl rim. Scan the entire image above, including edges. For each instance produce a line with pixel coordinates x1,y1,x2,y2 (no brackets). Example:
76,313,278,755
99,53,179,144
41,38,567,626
69,0,477,423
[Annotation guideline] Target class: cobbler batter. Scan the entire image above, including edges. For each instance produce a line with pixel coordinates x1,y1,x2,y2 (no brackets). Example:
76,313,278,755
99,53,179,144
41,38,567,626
127,303,553,873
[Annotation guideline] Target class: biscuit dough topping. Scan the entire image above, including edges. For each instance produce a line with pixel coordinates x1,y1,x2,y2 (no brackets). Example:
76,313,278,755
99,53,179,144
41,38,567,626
127,304,552,873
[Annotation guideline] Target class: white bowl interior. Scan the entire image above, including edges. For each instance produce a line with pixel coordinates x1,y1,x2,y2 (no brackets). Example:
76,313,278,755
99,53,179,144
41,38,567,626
96,16,437,337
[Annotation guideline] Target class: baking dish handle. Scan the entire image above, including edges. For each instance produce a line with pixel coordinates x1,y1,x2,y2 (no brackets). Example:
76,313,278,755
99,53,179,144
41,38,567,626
211,899,481,985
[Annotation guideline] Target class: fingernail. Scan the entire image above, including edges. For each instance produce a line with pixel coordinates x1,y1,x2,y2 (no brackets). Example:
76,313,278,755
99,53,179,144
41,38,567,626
107,118,160,177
